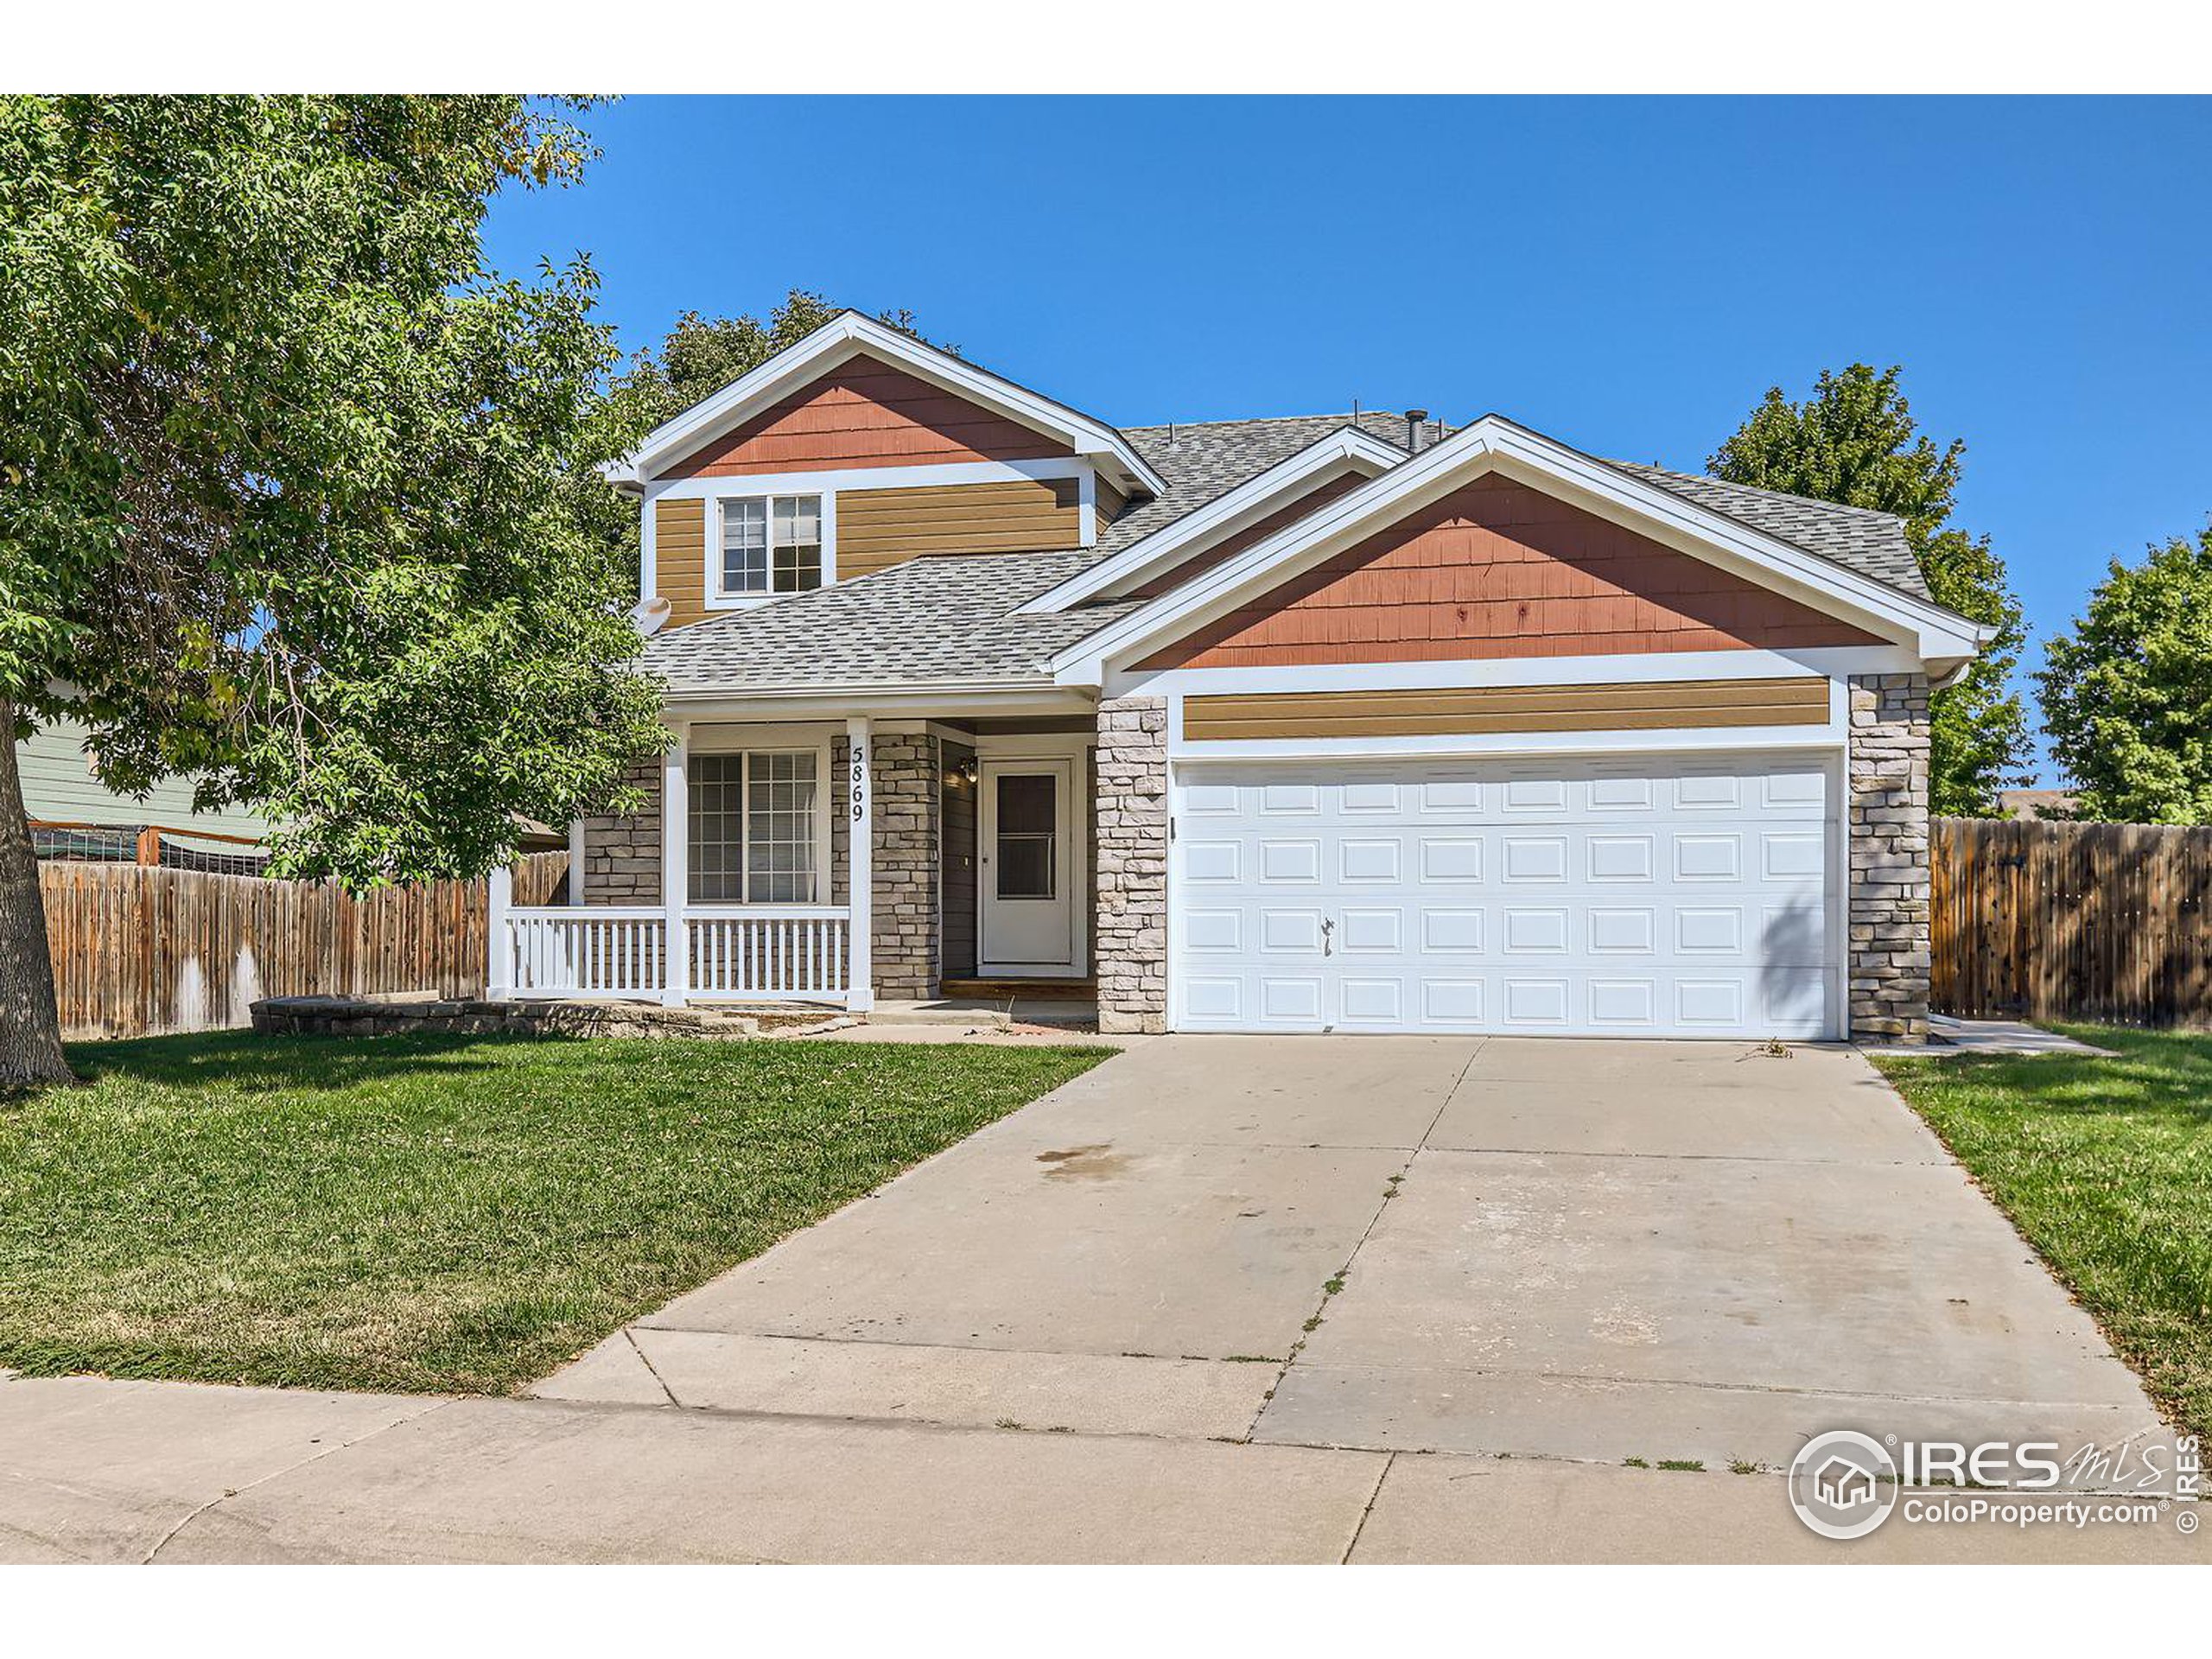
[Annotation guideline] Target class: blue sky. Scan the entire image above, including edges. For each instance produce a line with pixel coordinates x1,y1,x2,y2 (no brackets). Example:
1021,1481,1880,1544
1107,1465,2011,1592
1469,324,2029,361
483,96,2212,783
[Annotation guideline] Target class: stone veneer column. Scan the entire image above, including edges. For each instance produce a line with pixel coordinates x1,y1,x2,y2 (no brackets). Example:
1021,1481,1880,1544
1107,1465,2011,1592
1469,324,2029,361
1094,696,1169,1033
868,732,940,1001
582,756,662,905
1847,672,1932,1043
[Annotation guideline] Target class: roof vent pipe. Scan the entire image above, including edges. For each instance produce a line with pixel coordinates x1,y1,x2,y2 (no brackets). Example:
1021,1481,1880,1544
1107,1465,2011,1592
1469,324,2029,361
1405,408,1430,453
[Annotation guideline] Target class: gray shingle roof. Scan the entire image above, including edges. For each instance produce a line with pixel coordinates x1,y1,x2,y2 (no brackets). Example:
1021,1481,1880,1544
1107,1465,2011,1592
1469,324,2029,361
1606,462,1928,599
642,412,1929,696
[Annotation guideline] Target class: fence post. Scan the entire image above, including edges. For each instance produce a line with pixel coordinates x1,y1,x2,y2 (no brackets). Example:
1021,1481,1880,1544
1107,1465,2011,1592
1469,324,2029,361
486,864,513,1001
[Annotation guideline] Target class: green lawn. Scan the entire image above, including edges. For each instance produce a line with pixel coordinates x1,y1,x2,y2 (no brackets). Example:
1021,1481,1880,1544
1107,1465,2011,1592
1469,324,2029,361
1874,1027,2212,1440
0,1031,1108,1395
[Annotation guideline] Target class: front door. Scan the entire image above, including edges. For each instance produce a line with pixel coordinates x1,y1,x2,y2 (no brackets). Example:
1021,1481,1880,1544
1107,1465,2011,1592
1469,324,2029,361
979,759,1080,976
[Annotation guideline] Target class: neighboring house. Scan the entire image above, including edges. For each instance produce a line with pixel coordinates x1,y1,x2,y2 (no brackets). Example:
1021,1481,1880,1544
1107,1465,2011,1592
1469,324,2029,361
19,717,274,871
490,313,1989,1042
1998,787,2079,822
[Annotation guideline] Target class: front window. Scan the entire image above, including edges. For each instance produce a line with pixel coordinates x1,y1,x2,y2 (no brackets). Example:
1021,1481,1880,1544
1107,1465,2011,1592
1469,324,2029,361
688,751,820,904
719,494,822,597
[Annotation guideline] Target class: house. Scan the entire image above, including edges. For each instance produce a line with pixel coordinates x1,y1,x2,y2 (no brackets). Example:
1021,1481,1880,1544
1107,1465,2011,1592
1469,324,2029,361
19,715,275,874
1997,787,2079,822
487,313,1988,1041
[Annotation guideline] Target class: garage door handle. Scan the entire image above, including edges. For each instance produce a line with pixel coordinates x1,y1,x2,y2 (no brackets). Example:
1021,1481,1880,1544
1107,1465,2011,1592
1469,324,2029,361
1321,917,1334,957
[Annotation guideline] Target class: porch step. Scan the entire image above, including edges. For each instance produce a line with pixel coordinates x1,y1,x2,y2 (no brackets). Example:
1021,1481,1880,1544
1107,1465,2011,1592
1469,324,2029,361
938,978,1096,1001
865,1001,1013,1028
868,997,1100,1031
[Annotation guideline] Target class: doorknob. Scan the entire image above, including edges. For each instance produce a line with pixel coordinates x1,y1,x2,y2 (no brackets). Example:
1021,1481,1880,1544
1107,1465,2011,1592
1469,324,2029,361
1321,917,1335,957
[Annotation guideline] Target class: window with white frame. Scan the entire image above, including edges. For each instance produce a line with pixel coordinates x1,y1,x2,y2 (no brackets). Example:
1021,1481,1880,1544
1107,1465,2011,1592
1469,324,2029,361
717,494,823,598
688,751,821,904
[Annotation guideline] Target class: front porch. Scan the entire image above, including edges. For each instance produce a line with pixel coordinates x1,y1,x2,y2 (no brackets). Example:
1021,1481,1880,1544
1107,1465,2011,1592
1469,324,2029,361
485,702,1158,1020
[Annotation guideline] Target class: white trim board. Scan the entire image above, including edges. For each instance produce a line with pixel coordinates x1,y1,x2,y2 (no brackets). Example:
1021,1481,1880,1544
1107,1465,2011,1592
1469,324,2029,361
1019,426,1402,614
1113,645,1923,702
1052,414,1993,684
607,312,1166,497
640,456,1093,503
1166,722,1848,763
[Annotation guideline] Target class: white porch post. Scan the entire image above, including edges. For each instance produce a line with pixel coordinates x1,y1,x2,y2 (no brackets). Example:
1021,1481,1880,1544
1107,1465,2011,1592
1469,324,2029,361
845,716,874,1013
485,864,513,1001
660,721,690,1007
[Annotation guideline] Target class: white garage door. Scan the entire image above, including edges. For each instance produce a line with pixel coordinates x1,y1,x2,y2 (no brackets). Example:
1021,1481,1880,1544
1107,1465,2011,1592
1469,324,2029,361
1172,753,1838,1039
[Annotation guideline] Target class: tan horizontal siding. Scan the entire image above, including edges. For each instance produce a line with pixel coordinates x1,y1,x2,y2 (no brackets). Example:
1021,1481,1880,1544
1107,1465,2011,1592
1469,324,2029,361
653,497,708,629
1180,677,1831,741
836,477,1082,577
1095,475,1128,539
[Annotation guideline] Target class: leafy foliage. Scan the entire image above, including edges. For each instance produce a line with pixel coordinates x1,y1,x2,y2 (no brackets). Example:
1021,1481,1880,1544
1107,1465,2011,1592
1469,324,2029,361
0,95,668,888
2037,528,2212,823
1708,364,2031,816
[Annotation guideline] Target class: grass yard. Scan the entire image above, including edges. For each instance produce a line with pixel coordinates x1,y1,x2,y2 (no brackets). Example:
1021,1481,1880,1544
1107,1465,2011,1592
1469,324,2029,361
0,1031,1108,1395
1875,1027,2212,1440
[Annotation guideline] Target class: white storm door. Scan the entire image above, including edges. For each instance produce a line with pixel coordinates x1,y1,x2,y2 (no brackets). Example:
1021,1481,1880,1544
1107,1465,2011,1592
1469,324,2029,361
979,759,1078,974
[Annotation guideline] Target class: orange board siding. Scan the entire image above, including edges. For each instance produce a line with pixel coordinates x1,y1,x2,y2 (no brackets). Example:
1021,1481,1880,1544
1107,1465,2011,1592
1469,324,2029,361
1136,476,1884,671
663,353,1071,478
653,497,708,628
1129,467,1370,600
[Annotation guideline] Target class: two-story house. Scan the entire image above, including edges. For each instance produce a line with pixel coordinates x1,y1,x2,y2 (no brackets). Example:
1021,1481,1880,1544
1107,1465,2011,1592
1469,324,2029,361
488,312,1987,1041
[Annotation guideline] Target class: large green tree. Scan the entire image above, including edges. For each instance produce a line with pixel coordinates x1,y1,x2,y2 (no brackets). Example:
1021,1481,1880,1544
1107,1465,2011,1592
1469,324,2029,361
0,95,667,1084
1707,364,2031,817
2038,527,2212,823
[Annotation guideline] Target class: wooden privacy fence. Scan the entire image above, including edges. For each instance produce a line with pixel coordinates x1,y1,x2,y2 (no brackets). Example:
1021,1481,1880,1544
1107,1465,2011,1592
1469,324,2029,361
1932,817,2212,1027
40,852,569,1040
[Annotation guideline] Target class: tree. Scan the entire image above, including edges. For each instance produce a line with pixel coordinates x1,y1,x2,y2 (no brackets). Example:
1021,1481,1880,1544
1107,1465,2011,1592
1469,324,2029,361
0,95,668,1085
1707,364,2032,817
2037,528,2212,823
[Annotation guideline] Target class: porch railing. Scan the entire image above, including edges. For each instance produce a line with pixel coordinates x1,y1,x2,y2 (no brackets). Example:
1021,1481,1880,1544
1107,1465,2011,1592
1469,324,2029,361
499,906,851,1003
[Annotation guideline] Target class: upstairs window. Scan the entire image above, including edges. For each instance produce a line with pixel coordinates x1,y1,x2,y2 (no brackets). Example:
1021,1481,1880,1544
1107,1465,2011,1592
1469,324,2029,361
718,494,823,598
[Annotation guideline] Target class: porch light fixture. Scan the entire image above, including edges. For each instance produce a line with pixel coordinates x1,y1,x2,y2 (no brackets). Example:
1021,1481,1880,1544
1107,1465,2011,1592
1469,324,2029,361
949,755,981,787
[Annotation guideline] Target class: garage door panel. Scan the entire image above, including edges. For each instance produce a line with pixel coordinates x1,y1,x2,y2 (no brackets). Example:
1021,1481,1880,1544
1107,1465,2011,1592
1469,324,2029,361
1172,753,1839,1039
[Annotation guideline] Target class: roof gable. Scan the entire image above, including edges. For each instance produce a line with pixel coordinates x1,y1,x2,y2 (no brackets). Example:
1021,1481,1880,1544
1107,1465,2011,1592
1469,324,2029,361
1054,415,1989,682
612,312,1166,494
662,352,1074,479
1135,474,1885,671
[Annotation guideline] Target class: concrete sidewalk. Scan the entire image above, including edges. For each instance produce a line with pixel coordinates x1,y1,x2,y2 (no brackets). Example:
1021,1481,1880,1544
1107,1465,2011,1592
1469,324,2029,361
2,1371,2199,1563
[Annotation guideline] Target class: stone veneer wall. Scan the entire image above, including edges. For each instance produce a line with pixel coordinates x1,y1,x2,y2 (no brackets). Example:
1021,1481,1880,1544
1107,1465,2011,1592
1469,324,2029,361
1847,672,1932,1043
582,756,662,905
869,732,940,1001
1094,696,1169,1033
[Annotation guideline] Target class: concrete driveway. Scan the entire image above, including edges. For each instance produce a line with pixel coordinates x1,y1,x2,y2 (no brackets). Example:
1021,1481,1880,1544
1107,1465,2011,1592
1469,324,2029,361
542,1034,2158,1470
6,1035,2189,1563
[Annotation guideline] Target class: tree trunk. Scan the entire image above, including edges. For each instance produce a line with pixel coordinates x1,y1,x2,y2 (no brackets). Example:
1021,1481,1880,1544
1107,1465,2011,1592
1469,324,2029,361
0,706,72,1088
